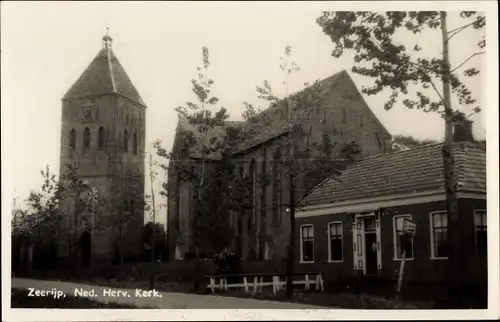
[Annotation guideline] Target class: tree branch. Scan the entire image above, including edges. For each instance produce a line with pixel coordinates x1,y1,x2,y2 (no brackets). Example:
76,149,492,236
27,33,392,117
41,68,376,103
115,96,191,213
429,78,449,112
450,51,485,73
406,61,444,75
447,17,485,41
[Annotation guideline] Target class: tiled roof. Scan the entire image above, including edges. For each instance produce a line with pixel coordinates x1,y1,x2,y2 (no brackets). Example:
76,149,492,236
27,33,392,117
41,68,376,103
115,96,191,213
301,142,486,207
234,70,350,153
63,48,145,106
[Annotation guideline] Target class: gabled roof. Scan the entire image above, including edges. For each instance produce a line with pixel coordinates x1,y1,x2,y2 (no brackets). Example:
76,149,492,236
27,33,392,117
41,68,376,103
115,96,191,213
233,70,344,153
232,70,391,154
62,47,146,106
173,70,392,160
300,142,486,207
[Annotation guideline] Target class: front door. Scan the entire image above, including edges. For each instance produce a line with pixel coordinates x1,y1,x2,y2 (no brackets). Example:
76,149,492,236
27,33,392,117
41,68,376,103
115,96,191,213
364,232,378,274
353,214,382,274
364,218,378,275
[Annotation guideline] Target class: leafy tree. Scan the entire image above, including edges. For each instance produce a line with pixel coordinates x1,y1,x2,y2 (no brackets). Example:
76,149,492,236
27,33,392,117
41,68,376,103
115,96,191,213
14,163,95,270
317,11,485,306
97,168,145,265
391,135,439,151
57,162,96,263
154,47,241,259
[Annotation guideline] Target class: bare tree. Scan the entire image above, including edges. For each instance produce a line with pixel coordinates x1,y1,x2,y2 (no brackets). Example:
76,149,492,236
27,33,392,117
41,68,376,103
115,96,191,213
246,46,359,298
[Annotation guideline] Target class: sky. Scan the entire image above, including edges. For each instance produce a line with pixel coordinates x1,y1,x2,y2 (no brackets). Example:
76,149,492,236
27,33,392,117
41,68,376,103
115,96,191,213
1,2,489,226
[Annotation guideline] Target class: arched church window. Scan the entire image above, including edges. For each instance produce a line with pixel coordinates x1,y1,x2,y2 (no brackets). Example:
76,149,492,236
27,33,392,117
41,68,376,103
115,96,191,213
69,129,76,150
98,127,106,149
133,133,138,155
83,127,90,150
272,149,282,226
123,130,129,152
249,159,257,225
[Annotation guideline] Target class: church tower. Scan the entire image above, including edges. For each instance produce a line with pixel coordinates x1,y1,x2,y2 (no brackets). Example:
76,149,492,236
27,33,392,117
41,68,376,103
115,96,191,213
58,31,146,265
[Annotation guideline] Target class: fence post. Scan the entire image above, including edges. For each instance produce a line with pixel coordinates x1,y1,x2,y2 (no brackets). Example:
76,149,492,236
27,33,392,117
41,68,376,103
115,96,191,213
305,274,309,291
253,276,258,294
244,277,249,292
210,277,216,293
316,273,324,292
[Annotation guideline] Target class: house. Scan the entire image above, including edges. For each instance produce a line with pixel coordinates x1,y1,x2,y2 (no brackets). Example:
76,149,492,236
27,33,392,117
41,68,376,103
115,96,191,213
167,70,393,261
295,124,486,287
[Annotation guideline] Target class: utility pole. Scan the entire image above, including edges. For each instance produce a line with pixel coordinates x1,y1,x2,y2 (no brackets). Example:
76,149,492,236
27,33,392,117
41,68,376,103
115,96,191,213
440,11,462,307
149,153,157,262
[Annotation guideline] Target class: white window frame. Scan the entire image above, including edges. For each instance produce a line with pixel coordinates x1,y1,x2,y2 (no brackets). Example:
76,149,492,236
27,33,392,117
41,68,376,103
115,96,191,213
429,210,449,260
392,214,414,261
474,209,487,255
300,224,315,263
327,221,344,263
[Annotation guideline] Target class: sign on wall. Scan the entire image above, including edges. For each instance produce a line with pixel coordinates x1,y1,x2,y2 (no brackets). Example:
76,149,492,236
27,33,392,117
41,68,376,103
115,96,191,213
402,218,417,236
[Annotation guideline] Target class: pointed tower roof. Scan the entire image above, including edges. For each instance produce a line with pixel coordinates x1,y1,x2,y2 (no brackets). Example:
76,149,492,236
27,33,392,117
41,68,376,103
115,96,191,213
62,30,146,106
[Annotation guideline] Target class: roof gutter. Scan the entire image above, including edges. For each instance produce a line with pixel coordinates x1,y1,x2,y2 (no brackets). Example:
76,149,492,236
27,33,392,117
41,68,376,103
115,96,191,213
297,189,485,218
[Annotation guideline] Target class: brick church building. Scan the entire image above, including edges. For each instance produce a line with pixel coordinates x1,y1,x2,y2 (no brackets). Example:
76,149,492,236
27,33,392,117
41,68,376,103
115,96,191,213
57,32,146,265
167,70,393,261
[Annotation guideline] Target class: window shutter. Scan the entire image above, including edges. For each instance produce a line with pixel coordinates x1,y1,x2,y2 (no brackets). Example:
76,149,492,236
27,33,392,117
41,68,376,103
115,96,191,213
352,220,362,271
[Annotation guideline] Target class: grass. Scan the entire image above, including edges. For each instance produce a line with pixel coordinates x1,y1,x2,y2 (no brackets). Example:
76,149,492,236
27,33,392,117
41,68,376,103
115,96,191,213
211,288,436,309
11,288,137,309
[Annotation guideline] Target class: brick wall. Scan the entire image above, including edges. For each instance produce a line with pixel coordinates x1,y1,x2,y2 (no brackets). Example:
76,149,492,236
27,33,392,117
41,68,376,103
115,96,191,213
58,93,146,261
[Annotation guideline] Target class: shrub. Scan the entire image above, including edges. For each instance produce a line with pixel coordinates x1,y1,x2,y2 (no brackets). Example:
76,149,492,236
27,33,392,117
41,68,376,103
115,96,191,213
212,248,241,275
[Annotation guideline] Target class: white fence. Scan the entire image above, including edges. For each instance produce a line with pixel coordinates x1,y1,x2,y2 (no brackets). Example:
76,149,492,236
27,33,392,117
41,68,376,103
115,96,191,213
207,273,324,295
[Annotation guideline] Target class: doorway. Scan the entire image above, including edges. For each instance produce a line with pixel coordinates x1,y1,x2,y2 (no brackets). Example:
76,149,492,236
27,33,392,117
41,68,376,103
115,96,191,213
364,217,378,275
79,231,91,268
352,213,382,275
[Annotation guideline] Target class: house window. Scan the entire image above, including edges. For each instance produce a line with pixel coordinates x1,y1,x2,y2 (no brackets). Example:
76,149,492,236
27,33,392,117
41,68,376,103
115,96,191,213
123,129,128,152
474,210,487,256
393,215,414,259
430,211,448,258
328,222,343,262
300,225,314,262
133,133,138,155
98,127,106,149
69,129,76,150
83,127,90,150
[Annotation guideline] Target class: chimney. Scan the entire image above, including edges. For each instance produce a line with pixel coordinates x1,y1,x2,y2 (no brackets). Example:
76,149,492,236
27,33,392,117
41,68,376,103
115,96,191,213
453,119,474,142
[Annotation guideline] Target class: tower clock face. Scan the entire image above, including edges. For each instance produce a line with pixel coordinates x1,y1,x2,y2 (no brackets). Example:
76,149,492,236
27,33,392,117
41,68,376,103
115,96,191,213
78,103,97,123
